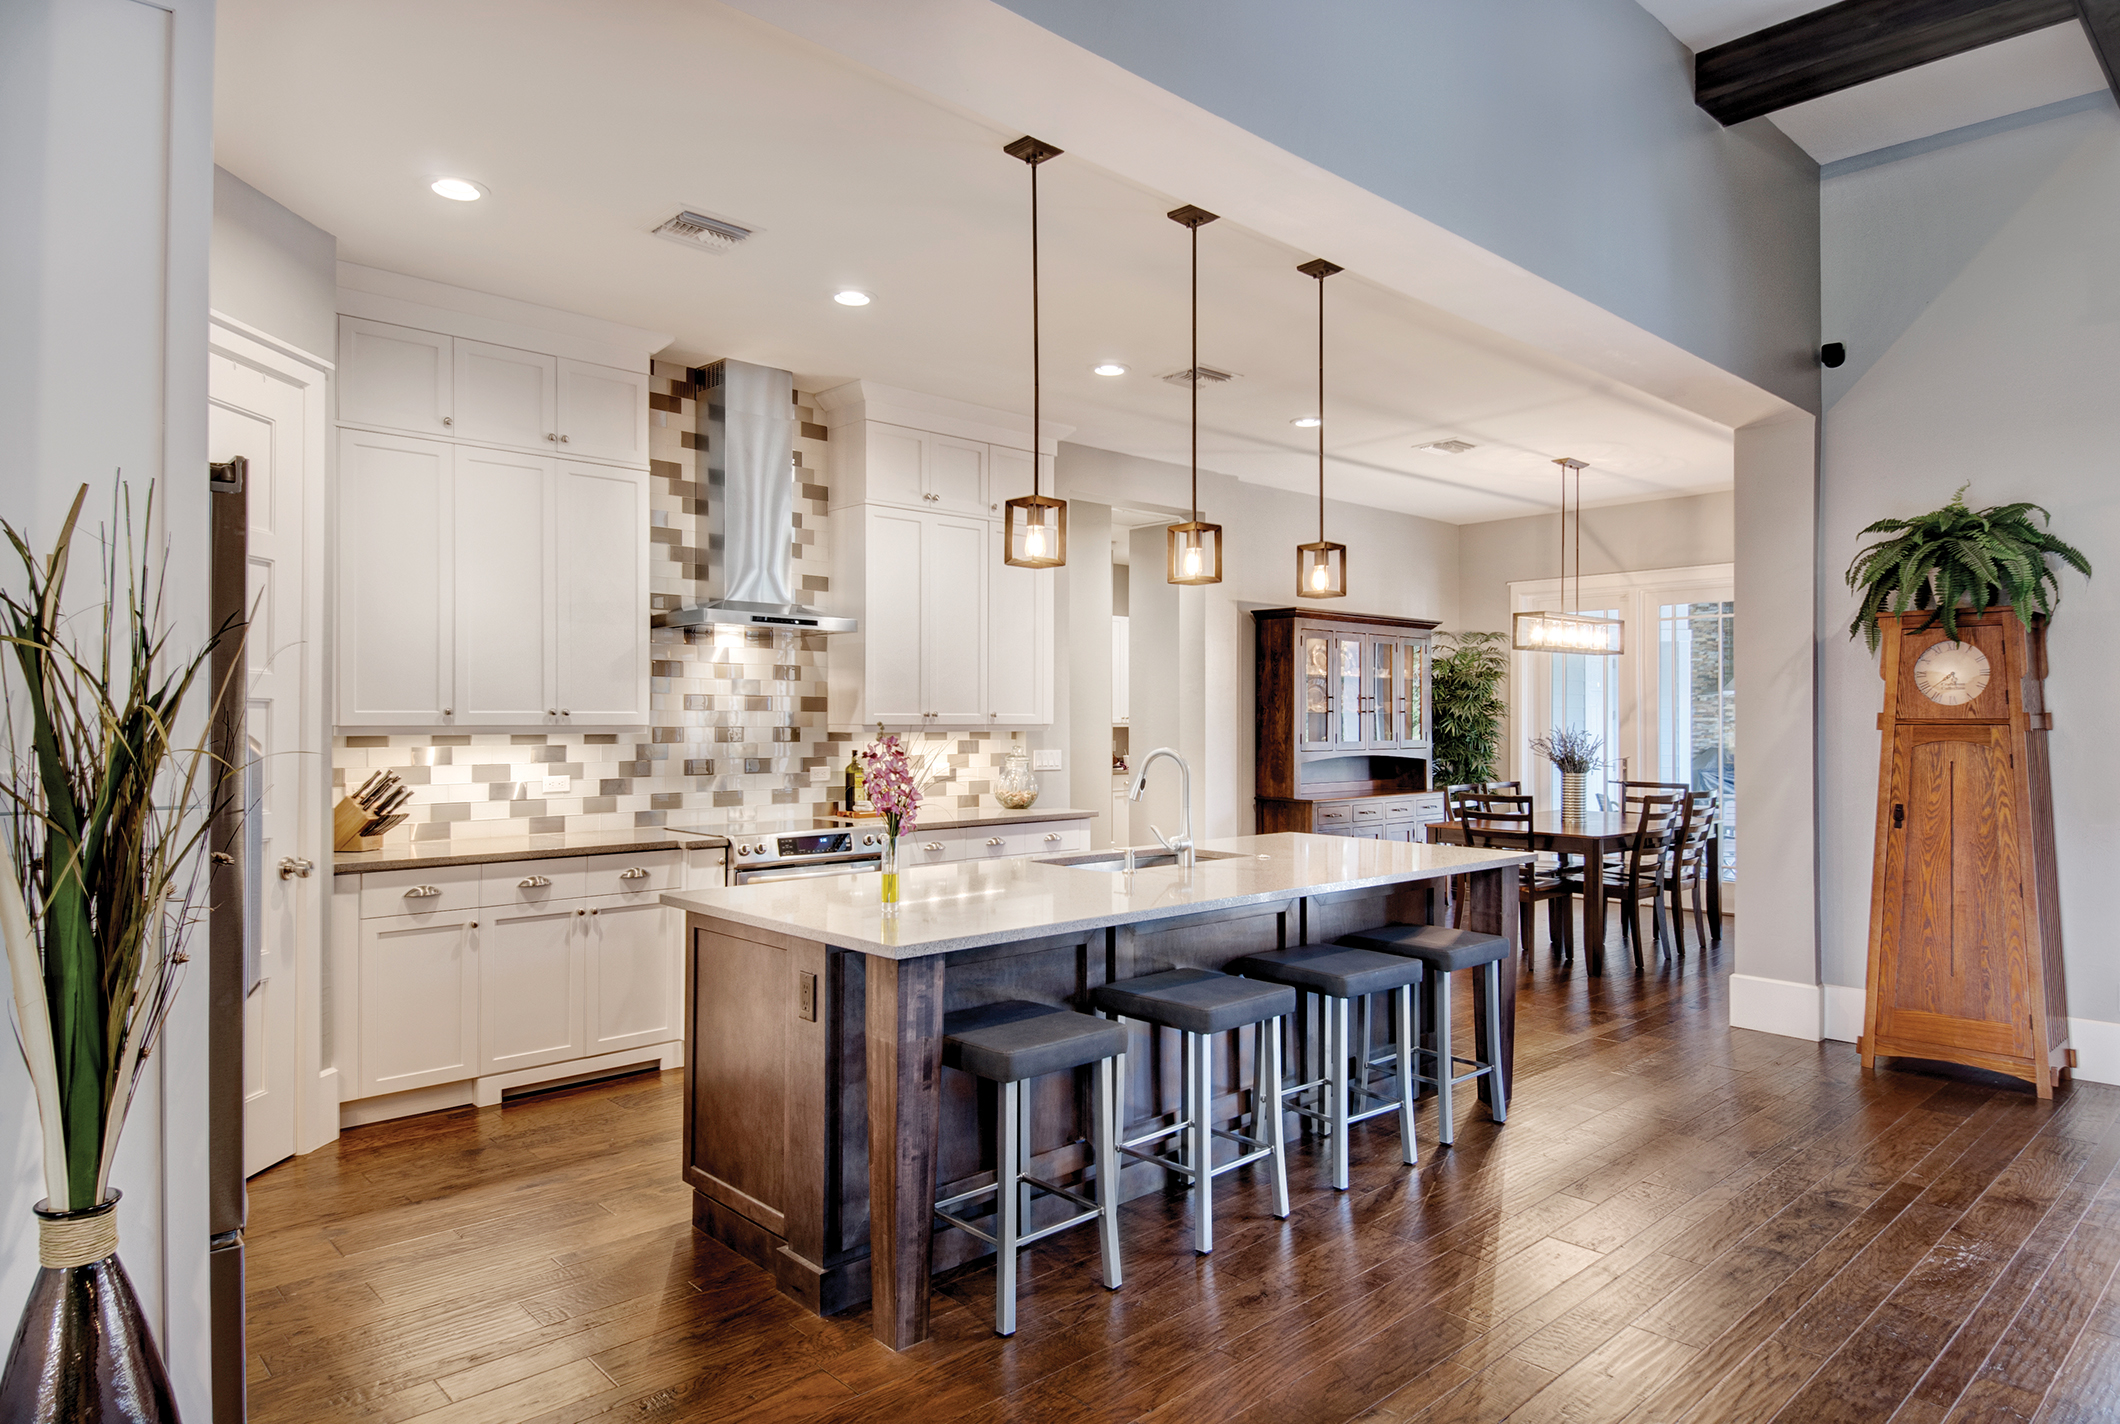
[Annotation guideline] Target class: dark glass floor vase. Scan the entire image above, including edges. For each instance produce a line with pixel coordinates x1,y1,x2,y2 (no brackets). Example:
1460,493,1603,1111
0,1195,180,1423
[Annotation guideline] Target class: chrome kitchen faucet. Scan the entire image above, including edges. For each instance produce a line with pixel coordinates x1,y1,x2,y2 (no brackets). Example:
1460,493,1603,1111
1128,747,1195,868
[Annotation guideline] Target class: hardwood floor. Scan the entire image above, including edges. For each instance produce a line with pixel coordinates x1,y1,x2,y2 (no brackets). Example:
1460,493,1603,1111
246,919,2120,1423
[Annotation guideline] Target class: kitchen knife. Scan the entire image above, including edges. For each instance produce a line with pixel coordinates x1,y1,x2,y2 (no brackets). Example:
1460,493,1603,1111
364,774,402,809
351,771,382,803
378,785,414,817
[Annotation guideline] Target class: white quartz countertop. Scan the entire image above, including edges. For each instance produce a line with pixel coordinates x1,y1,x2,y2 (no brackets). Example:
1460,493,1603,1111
661,832,1529,960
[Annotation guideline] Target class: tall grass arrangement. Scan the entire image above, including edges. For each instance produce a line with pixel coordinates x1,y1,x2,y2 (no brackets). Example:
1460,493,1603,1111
1844,484,2091,652
1528,725,1604,775
1,485,233,1213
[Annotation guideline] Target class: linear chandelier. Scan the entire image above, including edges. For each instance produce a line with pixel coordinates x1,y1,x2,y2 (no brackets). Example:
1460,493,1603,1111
1512,457,1623,654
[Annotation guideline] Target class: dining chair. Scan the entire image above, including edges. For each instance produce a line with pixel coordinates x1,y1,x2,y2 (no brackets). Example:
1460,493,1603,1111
1458,793,1575,959
1588,792,1685,969
1663,793,1719,954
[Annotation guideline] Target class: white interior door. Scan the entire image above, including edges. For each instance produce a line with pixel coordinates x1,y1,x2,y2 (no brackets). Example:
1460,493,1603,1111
209,345,307,1177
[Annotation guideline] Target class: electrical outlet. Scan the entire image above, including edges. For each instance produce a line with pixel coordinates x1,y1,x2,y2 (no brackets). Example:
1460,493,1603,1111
542,775,572,795
1031,749,1063,771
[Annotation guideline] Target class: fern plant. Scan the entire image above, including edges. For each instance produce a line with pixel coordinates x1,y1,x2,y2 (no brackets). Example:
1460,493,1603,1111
1845,484,2090,652
1430,631,1508,784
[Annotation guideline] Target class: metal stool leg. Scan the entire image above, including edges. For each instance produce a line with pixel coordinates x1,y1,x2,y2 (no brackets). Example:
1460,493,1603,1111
1434,965,1455,1147
1394,982,1418,1165
1264,1015,1290,1218
1330,994,1351,1190
996,1078,1020,1335
1484,959,1508,1124
1190,1030,1214,1254
1018,1068,1036,1243
1094,1054,1122,1289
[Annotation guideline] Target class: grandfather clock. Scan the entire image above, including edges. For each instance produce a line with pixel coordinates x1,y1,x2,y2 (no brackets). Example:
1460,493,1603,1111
1860,609,2071,1096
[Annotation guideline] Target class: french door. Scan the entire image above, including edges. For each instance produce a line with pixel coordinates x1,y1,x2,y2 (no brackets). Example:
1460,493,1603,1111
1510,564,1737,907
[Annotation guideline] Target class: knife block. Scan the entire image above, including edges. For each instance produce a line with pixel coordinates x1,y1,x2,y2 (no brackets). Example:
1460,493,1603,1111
333,796,386,852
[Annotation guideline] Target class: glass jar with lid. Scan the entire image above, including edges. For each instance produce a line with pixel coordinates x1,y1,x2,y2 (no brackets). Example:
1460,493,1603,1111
995,748,1039,810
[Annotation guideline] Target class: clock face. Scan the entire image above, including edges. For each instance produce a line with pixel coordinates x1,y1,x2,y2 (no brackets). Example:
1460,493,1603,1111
1912,640,1992,706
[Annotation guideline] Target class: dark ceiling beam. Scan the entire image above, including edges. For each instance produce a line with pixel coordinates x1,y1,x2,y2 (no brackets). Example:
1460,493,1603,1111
1695,0,2079,126
2077,0,2120,102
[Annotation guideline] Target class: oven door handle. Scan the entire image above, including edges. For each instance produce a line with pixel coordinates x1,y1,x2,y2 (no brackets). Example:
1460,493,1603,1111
732,859,883,885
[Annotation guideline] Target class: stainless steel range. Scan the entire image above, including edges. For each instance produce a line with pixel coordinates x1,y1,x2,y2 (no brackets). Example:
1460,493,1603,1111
727,824,886,885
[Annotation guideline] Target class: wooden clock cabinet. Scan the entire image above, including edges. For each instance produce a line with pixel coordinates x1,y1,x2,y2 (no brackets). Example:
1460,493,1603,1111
1253,609,1448,840
1860,608,2071,1097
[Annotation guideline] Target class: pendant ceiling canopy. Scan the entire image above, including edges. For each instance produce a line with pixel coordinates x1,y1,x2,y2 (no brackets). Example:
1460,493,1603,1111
1512,457,1623,654
1002,135,1066,570
1295,257,1346,599
1166,203,1223,586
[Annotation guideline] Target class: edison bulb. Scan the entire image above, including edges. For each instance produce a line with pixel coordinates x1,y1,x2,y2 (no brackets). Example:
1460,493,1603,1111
1025,523,1047,558
1310,562,1329,591
1184,543,1203,576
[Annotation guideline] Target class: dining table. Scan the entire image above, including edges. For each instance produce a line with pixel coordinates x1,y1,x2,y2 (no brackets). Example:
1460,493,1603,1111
1431,810,1722,975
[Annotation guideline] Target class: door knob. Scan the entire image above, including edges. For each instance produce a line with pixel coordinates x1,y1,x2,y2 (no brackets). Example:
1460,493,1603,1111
277,856,314,880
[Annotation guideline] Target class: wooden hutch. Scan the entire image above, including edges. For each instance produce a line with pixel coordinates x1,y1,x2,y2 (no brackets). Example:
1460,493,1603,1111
1254,608,1449,840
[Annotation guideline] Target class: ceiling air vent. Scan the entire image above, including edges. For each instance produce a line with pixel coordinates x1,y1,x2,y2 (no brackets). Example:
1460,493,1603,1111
652,210,753,255
1160,365,1240,388
1415,439,1478,455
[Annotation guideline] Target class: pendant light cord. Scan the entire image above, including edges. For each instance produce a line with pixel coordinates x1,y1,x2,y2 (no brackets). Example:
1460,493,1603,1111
1030,159,1042,501
1316,271,1326,542
1190,219,1199,522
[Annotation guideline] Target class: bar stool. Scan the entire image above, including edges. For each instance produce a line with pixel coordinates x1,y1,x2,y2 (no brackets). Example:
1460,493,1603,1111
1090,968,1295,1254
1333,925,1509,1145
1226,945,1423,1190
933,1000,1127,1335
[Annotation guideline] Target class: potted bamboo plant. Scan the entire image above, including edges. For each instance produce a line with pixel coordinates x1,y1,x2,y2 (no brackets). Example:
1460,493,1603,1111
1,487,232,1422
1430,631,1509,785
1845,484,2090,651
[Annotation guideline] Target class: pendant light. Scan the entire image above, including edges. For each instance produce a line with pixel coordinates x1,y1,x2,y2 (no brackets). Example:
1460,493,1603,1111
1295,257,1346,598
1003,135,1067,568
1166,204,1223,585
1511,457,1623,654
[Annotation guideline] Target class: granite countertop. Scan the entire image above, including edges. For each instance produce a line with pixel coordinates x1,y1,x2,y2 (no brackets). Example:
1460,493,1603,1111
817,806,1098,831
661,832,1529,960
334,828,729,875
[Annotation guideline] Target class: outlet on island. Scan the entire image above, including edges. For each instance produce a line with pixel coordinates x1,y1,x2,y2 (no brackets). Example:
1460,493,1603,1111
543,774,572,795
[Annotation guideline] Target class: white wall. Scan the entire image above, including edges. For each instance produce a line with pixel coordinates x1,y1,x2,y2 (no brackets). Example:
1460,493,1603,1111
0,0,217,1413
212,166,338,362
1059,442,1459,838
1820,97,2120,1072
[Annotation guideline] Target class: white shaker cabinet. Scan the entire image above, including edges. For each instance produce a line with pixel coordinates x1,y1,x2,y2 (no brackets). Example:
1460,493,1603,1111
357,915,479,1097
452,338,557,451
859,509,927,724
586,900,679,1055
338,318,453,435
557,358,651,465
479,905,587,1075
1112,615,1130,724
988,523,1053,727
339,430,454,724
555,462,650,722
452,447,553,725
924,514,987,725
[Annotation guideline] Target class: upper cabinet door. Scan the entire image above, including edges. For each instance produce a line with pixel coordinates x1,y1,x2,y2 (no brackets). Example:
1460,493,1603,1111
452,447,554,725
987,523,1053,726
339,430,453,726
452,339,558,451
1368,638,1397,749
1397,638,1429,746
925,435,987,516
1332,634,1366,747
865,425,926,507
554,463,648,723
923,514,987,725
556,358,649,465
1296,628,1334,751
863,509,926,724
338,318,453,435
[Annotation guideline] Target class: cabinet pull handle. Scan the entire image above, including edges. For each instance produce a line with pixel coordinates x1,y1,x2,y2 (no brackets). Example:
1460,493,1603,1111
1893,803,1905,829
986,837,1004,847
923,842,943,852
619,867,650,880
519,875,551,888
1045,832,1061,841
405,885,442,898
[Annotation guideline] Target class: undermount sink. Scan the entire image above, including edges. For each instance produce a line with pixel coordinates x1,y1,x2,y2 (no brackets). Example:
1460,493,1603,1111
1042,849,1246,872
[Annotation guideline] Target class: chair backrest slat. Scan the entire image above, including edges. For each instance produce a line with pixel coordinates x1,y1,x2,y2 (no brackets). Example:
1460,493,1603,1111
1460,792,1536,852
1623,792,1685,881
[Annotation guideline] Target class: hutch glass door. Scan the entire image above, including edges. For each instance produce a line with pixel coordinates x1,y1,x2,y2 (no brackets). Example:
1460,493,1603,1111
1297,628,1334,749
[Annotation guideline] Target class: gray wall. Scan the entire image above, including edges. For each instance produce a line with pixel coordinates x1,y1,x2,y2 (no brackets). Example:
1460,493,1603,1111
212,166,338,359
1819,99,2120,1058
993,0,1821,414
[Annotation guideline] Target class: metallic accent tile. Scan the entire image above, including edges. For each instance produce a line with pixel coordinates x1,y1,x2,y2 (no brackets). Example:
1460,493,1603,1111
526,816,566,834
345,735,388,748
650,792,684,810
600,779,633,796
471,764,513,782
508,800,548,818
510,734,548,746
683,760,715,776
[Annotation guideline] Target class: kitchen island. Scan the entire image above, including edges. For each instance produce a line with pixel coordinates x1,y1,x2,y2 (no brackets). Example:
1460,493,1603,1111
662,832,1529,1349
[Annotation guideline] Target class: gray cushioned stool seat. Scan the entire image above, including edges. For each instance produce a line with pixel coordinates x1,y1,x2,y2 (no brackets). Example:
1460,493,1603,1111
1335,924,1508,971
1227,945,1425,999
942,1000,1129,1084
1091,967,1296,1036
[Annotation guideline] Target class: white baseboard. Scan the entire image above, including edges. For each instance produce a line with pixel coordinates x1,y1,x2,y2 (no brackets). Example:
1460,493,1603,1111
1823,984,1866,1044
1727,974,1822,1041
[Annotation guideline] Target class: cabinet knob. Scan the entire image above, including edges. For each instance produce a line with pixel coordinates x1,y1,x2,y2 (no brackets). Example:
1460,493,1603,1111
548,709,558,716
546,432,558,442
590,907,599,915
560,434,570,443
470,920,478,929
441,415,453,426
561,709,570,716
443,708,454,717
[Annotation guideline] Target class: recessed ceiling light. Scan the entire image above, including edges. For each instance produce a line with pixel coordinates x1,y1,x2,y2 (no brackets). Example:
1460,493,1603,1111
834,290,871,306
1092,362,1128,377
1290,416,1321,428
430,178,484,202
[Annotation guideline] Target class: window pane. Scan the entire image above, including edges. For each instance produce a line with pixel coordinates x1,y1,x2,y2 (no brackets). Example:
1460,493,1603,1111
1542,606,1621,811
1659,600,1735,880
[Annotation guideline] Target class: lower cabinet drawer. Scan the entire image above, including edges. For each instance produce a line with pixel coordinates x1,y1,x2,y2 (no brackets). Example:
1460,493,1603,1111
965,830,1018,860
361,864,481,921
581,849,681,903
908,832,958,865
1314,803,1353,828
1025,823,1090,855
480,858,586,910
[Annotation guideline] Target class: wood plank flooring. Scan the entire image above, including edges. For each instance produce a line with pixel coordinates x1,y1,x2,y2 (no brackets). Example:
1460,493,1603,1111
246,920,2120,1423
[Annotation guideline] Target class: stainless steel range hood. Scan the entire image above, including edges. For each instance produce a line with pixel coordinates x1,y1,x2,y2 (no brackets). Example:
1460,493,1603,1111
657,358,856,634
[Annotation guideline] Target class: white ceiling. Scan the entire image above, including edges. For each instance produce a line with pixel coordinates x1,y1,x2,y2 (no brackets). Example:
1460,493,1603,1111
214,0,1735,526
1635,1,2109,164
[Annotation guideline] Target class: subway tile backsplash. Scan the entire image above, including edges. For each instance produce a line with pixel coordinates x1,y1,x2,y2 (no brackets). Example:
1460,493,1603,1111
333,362,1030,843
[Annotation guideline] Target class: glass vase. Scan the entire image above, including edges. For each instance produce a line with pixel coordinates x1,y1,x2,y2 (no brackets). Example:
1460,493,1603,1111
1561,771,1588,822
1,1193,179,1424
995,749,1039,810
879,833,900,915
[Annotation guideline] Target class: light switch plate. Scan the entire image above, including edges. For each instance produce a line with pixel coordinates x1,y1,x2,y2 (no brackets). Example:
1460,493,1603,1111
542,775,572,795
1031,749,1063,771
